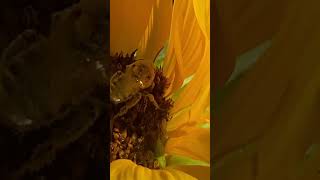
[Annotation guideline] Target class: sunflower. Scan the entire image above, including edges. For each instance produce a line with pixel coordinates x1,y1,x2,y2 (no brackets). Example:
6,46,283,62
214,0,320,179
110,0,210,179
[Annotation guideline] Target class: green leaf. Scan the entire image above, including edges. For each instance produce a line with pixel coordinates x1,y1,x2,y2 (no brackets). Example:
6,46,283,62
166,154,210,167
170,74,194,101
154,41,168,68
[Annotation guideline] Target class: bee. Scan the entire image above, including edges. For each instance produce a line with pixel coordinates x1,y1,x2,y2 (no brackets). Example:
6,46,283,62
110,49,164,122
110,59,155,104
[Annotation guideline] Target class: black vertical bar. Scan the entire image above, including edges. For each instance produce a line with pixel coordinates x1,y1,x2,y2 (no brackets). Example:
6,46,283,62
211,0,216,179
105,0,111,179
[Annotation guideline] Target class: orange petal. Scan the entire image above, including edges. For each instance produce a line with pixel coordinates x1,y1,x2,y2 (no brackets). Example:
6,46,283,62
163,0,210,127
111,0,155,54
163,0,208,94
165,0,210,129
110,159,197,180
138,0,173,61
110,0,171,58
166,126,210,163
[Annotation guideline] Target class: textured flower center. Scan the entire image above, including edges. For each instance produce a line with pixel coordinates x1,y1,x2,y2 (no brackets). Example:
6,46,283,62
110,52,173,169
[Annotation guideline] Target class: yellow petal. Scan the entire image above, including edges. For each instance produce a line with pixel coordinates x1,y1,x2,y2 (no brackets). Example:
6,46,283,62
193,0,210,39
111,159,197,180
175,165,210,180
164,0,210,129
168,45,210,131
166,126,210,163
163,0,208,94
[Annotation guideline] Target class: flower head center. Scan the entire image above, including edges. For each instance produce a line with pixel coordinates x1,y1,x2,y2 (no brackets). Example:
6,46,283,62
110,52,173,169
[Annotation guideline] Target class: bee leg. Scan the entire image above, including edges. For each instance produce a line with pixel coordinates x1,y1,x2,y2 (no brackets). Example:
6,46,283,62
111,92,142,122
150,82,155,90
110,71,123,82
145,93,160,109
110,71,124,90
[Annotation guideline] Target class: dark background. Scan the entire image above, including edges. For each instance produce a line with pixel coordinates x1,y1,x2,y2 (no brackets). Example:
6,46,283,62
0,0,110,179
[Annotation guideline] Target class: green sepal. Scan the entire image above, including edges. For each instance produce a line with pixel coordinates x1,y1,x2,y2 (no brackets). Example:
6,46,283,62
156,155,167,169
